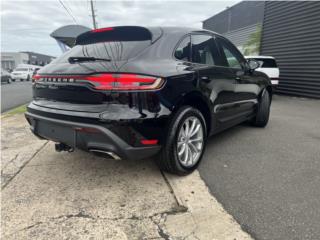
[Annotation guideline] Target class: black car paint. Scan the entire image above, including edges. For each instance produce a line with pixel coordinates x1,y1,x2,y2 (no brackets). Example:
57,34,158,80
26,27,271,159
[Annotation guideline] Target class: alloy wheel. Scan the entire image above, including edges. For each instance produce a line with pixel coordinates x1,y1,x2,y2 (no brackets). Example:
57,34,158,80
177,116,204,167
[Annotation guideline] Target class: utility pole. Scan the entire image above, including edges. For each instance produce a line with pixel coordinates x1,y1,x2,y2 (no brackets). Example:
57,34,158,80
90,0,97,29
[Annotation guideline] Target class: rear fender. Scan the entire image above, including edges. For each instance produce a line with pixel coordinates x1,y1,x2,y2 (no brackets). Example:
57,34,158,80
172,91,212,136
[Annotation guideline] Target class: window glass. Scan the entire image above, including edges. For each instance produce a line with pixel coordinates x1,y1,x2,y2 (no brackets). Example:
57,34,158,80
222,47,241,68
217,38,243,69
191,35,217,65
252,58,277,68
174,36,191,61
52,40,151,64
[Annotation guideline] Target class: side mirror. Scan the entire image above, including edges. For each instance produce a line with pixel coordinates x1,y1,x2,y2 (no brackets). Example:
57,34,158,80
247,59,260,71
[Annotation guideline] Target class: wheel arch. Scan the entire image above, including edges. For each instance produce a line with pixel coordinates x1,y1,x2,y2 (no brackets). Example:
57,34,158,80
173,91,212,136
259,86,272,104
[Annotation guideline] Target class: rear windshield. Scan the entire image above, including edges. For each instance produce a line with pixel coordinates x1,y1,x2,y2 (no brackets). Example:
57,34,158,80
252,58,277,68
15,68,28,71
53,26,153,63
53,40,151,63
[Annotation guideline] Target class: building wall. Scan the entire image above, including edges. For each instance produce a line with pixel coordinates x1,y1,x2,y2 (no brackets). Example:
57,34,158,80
224,24,260,52
203,1,264,52
1,52,55,71
261,1,320,98
22,52,55,66
1,52,29,70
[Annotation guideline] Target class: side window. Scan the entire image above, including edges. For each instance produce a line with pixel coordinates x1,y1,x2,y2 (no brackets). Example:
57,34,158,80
217,38,243,69
191,35,218,65
254,58,277,68
174,36,191,61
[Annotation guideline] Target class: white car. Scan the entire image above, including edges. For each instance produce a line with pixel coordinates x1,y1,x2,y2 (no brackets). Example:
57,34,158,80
245,56,280,86
10,66,35,81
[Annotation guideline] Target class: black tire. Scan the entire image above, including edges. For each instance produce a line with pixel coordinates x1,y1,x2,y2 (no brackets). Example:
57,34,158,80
27,75,30,81
251,90,270,127
156,106,207,175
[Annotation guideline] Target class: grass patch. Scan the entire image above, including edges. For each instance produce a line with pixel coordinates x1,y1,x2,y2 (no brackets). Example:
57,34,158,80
2,104,27,118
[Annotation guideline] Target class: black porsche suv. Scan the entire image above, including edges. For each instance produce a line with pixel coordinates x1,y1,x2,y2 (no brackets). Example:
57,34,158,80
26,26,272,175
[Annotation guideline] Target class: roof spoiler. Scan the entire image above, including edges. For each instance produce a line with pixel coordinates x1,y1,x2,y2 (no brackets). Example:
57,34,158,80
75,26,163,45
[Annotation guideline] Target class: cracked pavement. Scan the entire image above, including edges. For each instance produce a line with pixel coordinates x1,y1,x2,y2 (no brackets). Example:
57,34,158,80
1,113,251,239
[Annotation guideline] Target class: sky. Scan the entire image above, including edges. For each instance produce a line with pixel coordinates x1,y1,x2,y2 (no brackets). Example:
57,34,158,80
1,0,239,57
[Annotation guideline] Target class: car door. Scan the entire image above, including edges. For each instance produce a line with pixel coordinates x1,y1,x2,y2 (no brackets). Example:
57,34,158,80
215,36,258,126
190,34,243,132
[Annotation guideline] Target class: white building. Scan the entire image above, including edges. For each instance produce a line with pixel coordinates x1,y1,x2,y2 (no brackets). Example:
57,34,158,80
1,52,29,70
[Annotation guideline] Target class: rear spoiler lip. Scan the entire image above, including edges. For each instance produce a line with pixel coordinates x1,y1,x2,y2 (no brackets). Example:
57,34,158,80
75,26,163,45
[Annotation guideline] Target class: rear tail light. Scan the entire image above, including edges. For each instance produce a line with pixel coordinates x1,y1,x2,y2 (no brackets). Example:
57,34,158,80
33,74,164,91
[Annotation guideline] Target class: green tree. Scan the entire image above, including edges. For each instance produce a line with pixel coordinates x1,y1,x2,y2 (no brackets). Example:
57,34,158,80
243,24,262,55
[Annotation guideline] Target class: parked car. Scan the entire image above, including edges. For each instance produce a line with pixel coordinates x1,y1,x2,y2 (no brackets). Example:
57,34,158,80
10,65,38,81
245,56,279,87
25,26,272,175
1,69,12,84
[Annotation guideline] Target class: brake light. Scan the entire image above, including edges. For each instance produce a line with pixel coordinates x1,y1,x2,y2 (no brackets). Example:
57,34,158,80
32,74,41,83
33,74,164,91
90,74,164,90
33,75,41,80
91,27,114,33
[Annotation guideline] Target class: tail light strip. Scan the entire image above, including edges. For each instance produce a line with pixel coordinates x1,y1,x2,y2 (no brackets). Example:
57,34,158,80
33,74,164,91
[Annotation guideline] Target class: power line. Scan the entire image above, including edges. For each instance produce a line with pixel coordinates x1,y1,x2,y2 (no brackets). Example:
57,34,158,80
65,0,82,18
58,0,78,24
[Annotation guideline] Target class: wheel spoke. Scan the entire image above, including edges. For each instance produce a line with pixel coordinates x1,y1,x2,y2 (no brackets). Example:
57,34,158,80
189,137,202,143
178,143,186,156
179,128,186,138
189,119,196,136
187,146,193,165
184,120,190,136
177,141,184,147
188,142,199,154
190,123,201,137
183,144,189,162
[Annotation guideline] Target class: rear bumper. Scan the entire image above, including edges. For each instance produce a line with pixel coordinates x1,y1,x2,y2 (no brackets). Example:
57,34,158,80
25,112,162,160
11,75,28,80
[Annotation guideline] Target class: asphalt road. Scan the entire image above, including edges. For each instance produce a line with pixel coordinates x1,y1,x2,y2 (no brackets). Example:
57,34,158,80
1,81,33,112
199,95,320,240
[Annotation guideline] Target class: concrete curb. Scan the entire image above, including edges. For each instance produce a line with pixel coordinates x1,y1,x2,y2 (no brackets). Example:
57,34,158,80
163,171,253,239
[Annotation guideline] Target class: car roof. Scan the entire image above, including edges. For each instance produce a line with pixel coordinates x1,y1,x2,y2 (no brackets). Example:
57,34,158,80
245,55,275,59
76,26,222,46
154,26,220,36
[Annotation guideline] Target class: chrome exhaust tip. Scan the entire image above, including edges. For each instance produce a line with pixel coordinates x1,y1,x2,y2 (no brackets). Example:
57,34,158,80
89,149,121,160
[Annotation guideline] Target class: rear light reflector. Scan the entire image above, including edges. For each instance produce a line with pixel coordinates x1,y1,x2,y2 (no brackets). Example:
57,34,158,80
141,139,158,145
33,74,164,91
74,127,100,133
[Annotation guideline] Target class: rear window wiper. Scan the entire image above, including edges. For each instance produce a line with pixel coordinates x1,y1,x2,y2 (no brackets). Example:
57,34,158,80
68,56,111,63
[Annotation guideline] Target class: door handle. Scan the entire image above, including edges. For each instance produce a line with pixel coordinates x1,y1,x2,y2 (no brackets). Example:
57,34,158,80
201,76,210,82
